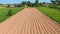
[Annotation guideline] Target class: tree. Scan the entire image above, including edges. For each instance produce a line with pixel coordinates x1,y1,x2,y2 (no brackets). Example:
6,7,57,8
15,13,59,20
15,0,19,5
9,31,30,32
35,0,39,6
21,1,26,6
30,3,35,7
26,1,31,6
51,0,60,4
7,4,10,8
51,0,56,4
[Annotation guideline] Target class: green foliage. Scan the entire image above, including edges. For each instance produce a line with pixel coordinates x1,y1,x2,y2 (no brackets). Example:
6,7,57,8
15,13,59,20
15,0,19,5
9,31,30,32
0,7,23,22
8,9,12,16
21,1,26,6
39,3,43,6
30,3,35,7
51,0,56,4
48,4,56,8
21,1,35,7
48,4,60,10
7,4,10,8
16,4,22,7
51,0,60,4
26,1,31,6
42,2,46,7
38,7,60,24
35,0,39,6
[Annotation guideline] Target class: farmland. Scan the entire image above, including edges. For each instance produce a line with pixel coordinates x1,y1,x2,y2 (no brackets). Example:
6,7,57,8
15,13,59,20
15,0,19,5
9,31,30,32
0,7,23,22
38,7,60,24
0,0,60,34
0,8,59,34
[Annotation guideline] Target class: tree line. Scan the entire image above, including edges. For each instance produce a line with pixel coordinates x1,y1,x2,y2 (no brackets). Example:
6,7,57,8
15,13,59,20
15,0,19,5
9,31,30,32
0,0,60,16
0,0,60,8
4,0,39,8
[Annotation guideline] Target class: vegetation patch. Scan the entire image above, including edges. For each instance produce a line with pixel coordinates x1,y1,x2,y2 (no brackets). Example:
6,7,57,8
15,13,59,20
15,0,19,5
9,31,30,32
0,7,23,22
38,7,60,24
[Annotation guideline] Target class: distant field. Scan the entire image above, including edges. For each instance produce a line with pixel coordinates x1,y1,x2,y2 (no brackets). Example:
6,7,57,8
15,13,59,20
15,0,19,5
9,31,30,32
0,7,23,22
38,7,60,24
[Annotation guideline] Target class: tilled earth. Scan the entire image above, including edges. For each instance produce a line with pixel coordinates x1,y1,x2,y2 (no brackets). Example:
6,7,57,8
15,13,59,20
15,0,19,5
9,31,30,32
0,8,60,34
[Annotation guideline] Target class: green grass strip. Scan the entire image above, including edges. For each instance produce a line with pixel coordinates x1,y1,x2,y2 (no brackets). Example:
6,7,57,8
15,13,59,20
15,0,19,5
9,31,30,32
38,7,60,24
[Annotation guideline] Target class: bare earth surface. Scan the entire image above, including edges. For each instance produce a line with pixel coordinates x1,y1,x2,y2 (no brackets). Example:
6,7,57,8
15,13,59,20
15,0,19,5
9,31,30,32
0,8,60,34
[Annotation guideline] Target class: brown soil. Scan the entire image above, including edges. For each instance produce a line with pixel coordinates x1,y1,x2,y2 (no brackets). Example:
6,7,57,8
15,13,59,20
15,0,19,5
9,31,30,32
0,8,60,34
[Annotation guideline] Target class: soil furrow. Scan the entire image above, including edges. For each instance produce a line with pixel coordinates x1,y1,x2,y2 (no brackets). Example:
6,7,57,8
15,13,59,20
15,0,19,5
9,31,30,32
0,8,59,34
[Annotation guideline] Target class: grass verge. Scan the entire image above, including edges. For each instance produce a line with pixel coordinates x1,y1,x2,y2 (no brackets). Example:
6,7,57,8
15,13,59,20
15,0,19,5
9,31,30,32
38,7,60,24
0,7,24,23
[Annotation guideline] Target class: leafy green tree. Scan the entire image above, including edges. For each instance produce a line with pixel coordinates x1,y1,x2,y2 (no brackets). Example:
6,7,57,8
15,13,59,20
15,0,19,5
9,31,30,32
26,1,31,6
35,0,39,6
7,4,10,8
51,0,60,4
42,2,46,7
30,3,35,7
21,1,26,6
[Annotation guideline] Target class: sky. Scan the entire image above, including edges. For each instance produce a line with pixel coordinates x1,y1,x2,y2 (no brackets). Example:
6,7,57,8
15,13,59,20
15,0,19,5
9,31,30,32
0,0,51,4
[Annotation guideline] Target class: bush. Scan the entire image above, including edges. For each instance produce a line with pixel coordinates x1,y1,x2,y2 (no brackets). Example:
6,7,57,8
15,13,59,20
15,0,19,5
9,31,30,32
7,9,12,16
7,4,10,8
48,4,60,10
30,3,35,7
